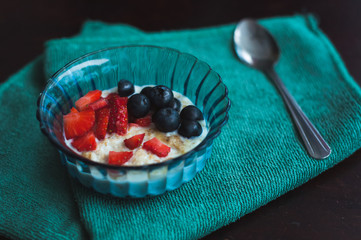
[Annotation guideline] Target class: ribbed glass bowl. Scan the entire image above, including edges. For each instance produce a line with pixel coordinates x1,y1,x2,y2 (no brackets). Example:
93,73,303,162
36,45,230,198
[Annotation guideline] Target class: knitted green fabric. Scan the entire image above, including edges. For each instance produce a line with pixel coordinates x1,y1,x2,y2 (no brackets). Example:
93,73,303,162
1,15,361,240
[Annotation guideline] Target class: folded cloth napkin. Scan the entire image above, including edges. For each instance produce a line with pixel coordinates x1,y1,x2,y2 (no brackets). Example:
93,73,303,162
1,15,361,240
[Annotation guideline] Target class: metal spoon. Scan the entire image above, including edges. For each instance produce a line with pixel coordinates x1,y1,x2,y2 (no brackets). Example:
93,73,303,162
233,19,331,159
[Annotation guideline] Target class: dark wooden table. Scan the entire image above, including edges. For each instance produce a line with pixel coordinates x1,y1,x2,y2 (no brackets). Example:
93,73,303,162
2,1,361,239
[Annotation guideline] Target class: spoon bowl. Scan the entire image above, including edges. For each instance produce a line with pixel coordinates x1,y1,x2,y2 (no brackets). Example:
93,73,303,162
234,19,279,70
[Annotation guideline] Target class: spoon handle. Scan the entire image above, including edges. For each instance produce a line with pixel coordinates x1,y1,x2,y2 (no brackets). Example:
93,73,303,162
264,68,331,159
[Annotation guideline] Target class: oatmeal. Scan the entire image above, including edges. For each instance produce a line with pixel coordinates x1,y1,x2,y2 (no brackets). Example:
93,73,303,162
63,82,208,166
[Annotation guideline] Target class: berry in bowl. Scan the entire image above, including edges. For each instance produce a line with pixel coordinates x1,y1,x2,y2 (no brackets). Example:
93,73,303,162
65,83,209,166
36,45,230,198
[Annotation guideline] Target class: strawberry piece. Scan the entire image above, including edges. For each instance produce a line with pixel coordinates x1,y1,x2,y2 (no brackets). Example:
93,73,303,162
94,107,110,140
71,131,97,152
116,115,128,135
129,123,140,129
142,137,171,157
124,133,145,150
88,98,108,111
75,90,102,111
108,151,133,165
70,107,78,113
106,93,128,105
107,94,128,135
63,110,95,139
134,115,152,127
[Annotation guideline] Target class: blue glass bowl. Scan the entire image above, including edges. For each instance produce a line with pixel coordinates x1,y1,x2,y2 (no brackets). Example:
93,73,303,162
36,45,230,198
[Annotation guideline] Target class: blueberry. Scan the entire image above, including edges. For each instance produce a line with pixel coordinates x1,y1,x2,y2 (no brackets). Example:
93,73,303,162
178,120,202,138
152,108,180,132
127,94,151,118
168,98,181,112
180,105,204,121
148,85,173,108
118,79,135,97
140,87,155,99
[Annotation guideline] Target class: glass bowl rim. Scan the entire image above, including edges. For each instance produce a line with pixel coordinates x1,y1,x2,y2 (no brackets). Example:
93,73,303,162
37,45,231,170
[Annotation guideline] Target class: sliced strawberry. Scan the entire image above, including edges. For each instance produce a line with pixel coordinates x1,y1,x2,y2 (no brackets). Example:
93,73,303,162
129,123,140,129
94,107,110,140
115,114,128,135
124,133,145,150
71,131,97,152
70,107,78,113
106,93,128,105
75,90,102,111
142,137,171,157
134,115,152,127
106,93,118,100
108,151,133,165
107,95,128,135
88,98,108,111
63,110,95,139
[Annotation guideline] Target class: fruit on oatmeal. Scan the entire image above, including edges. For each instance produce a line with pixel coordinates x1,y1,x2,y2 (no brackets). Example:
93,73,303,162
117,80,135,97
142,137,171,157
106,93,128,105
152,108,180,132
107,94,128,135
127,94,151,118
94,107,110,140
168,98,181,112
88,98,108,111
71,131,97,151
140,86,154,99
70,107,78,113
63,83,208,166
148,85,174,108
63,110,95,139
180,105,204,121
108,151,133,165
134,115,152,127
178,120,202,138
75,90,102,111
129,123,140,128
124,133,145,150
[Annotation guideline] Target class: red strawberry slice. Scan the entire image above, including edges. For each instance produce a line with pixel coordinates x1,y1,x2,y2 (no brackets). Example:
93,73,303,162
142,137,171,157
106,93,128,105
106,93,118,100
115,114,128,135
88,98,108,111
107,94,128,135
63,110,95,139
94,107,110,140
75,90,102,111
134,115,152,127
129,123,140,129
108,151,133,165
70,107,78,113
71,131,97,152
124,133,145,150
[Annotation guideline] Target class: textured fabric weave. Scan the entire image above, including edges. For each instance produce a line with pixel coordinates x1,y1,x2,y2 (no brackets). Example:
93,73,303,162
1,15,361,240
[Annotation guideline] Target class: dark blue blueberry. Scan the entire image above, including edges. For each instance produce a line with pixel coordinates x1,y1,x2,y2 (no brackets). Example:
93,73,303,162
178,120,202,138
148,85,173,109
168,98,181,112
140,87,155,99
117,79,135,97
180,105,203,121
127,94,151,118
152,107,180,132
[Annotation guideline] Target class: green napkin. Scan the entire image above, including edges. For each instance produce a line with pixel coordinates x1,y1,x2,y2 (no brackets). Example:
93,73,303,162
1,15,361,240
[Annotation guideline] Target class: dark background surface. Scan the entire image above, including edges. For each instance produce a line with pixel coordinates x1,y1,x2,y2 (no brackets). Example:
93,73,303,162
1,0,361,239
